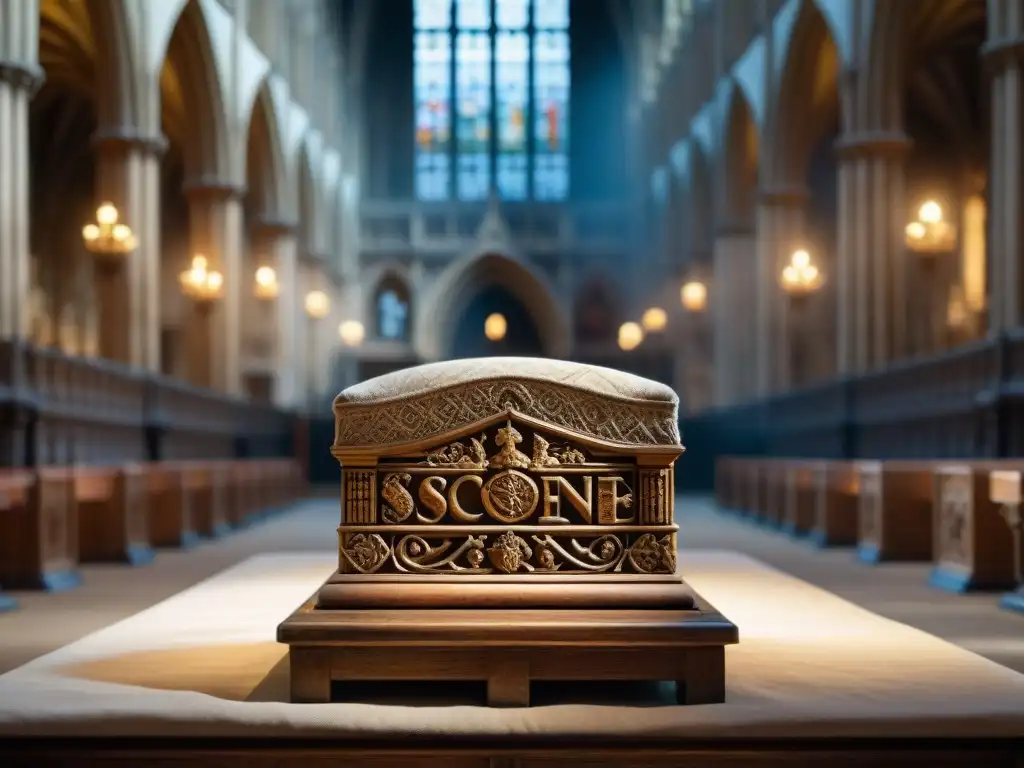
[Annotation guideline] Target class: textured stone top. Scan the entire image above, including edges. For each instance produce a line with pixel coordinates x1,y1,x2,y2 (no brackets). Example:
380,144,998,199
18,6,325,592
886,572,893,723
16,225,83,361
333,357,681,450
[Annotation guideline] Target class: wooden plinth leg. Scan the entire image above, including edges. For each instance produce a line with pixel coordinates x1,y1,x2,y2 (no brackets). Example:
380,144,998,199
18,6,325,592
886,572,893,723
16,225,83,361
289,648,332,703
487,659,530,708
675,646,725,705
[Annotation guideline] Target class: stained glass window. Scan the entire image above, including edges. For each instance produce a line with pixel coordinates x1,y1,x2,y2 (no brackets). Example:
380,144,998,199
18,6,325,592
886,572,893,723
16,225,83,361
456,0,490,29
532,26,569,201
496,31,528,200
413,0,571,202
496,0,528,29
533,0,568,30
456,31,492,200
378,290,410,340
414,26,452,200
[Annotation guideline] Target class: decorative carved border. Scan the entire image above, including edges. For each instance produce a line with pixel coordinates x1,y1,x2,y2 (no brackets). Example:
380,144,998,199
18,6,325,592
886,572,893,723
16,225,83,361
333,378,680,450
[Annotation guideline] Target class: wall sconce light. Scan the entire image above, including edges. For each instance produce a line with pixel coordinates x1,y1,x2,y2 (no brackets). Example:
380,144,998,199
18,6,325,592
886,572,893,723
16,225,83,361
680,280,708,313
82,202,136,263
304,290,330,320
618,321,644,351
179,255,225,304
254,266,279,301
779,249,824,297
905,199,956,254
338,320,365,348
484,312,507,342
641,307,668,332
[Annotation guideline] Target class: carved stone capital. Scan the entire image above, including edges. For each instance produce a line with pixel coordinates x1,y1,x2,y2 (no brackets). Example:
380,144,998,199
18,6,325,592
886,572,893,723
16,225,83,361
982,36,1024,74
0,60,45,95
833,132,912,161
714,222,755,239
300,249,332,266
758,187,808,208
91,128,169,158
182,180,246,202
251,215,299,238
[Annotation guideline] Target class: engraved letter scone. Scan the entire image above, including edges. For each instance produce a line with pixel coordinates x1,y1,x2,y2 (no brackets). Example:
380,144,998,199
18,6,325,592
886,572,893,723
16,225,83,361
279,357,738,707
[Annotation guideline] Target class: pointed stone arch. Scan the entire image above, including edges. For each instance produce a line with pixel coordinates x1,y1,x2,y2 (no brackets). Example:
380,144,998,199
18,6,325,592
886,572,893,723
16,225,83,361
767,0,842,189
416,252,571,360
83,0,140,129
244,76,289,222
159,0,230,184
685,141,714,266
664,168,687,267
297,138,319,256
856,0,910,134
720,81,760,229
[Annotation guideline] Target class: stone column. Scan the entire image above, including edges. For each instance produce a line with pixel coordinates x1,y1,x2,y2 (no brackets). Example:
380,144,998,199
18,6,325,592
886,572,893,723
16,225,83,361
985,14,1024,332
834,134,910,372
0,21,44,340
251,218,301,407
755,189,806,394
91,130,166,368
184,184,244,394
712,224,755,405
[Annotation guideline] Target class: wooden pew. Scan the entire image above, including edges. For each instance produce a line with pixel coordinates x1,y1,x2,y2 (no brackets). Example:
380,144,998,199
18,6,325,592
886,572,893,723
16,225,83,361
809,460,859,548
715,457,737,511
75,464,153,566
782,461,817,536
0,471,23,611
989,470,1024,614
184,462,230,538
719,457,757,517
0,468,80,591
147,462,200,549
761,459,789,528
854,460,934,564
929,461,1019,592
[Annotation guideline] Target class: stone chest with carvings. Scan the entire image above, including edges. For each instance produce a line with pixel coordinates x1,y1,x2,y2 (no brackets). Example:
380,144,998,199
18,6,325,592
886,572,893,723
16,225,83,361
278,358,738,707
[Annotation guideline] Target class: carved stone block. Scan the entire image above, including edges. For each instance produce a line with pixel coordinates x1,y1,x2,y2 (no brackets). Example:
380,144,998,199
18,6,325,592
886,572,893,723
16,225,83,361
279,358,738,707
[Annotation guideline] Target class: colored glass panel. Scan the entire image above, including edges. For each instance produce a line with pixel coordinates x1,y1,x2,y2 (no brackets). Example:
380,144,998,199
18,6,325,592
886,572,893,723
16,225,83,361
456,0,490,29
496,0,528,29
455,31,492,200
414,29,452,200
415,0,452,29
496,30,528,200
532,30,569,200
533,0,568,29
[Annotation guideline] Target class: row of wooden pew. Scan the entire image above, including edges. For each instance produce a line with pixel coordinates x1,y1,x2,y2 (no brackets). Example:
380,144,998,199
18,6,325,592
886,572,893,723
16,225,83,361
0,459,304,609
715,457,1024,613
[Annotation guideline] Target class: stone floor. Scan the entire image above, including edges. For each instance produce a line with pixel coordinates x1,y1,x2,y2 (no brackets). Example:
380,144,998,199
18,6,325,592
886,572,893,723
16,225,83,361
0,496,1021,675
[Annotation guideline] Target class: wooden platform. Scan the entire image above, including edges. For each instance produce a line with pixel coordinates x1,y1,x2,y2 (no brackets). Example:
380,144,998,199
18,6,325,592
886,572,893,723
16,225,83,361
279,580,737,707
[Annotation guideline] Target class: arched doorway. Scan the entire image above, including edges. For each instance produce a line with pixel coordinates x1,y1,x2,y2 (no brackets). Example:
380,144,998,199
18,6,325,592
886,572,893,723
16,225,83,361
450,284,544,358
417,250,570,360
